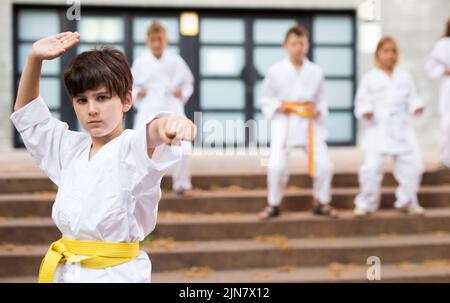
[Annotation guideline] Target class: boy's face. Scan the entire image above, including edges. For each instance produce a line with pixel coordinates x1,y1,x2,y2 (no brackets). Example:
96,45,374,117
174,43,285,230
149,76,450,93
72,86,132,137
147,32,168,58
284,34,309,61
377,42,398,69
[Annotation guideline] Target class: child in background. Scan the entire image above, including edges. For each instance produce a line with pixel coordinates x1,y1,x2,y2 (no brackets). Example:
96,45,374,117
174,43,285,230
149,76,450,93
258,25,338,220
354,36,426,217
132,22,195,196
425,18,450,168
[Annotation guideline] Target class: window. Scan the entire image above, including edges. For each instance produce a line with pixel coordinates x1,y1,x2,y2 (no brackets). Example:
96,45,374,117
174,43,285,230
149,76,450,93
198,17,247,146
200,19,245,43
201,80,245,110
312,14,355,145
15,9,61,146
13,7,356,148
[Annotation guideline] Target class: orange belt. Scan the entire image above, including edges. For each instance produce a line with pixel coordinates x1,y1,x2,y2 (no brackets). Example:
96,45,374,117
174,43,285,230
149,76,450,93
282,101,315,177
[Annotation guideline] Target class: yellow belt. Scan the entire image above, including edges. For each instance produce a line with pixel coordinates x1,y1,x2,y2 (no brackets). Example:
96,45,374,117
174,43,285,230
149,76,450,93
38,237,140,283
282,101,315,177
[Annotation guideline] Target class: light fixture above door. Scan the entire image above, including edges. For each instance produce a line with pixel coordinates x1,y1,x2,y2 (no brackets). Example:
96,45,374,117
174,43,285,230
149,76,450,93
180,12,199,36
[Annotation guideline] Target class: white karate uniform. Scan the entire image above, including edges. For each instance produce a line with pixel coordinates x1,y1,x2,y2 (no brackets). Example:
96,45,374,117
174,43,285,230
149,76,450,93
425,37,450,167
10,96,182,283
354,67,425,212
132,50,194,192
259,58,333,206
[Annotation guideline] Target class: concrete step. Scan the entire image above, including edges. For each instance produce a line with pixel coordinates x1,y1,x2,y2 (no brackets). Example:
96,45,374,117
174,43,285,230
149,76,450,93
3,259,450,283
1,233,450,276
148,234,450,272
0,168,448,193
2,208,450,243
164,169,449,190
158,185,450,214
151,260,450,283
0,175,57,194
0,185,449,217
153,207,450,241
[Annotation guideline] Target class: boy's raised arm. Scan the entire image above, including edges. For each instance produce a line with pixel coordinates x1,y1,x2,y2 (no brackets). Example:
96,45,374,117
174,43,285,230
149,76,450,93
14,32,80,112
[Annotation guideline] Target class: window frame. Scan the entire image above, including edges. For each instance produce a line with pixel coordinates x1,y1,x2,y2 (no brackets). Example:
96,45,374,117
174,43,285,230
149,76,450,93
13,5,357,148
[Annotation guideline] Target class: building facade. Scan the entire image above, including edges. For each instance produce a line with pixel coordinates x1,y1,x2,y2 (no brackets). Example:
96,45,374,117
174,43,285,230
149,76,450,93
0,0,448,151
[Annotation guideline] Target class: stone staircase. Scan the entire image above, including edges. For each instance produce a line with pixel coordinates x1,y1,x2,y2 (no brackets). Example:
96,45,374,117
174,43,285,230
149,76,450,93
0,168,449,282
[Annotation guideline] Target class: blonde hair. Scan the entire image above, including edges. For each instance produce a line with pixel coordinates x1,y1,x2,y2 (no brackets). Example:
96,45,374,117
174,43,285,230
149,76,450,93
147,22,167,37
375,36,399,67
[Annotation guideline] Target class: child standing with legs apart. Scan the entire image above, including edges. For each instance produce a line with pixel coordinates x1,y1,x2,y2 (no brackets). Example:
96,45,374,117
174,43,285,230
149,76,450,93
354,36,426,217
132,22,195,196
258,25,338,220
10,32,196,282
425,18,450,168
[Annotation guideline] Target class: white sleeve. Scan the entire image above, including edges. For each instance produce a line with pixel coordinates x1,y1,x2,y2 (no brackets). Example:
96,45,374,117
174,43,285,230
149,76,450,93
10,96,84,186
405,73,426,114
354,75,375,120
176,58,194,104
131,58,145,109
259,70,282,120
314,70,328,124
129,112,182,195
425,40,448,80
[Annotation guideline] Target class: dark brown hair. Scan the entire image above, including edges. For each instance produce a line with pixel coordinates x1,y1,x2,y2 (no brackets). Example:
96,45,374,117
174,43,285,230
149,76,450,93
63,47,132,103
284,25,309,43
445,18,450,37
375,36,399,66
147,21,167,37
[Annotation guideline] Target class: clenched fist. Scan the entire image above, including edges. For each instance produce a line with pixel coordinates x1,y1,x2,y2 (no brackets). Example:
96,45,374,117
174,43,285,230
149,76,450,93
147,115,197,149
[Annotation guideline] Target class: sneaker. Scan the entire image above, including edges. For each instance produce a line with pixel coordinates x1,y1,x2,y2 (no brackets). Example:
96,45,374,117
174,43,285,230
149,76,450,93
436,162,450,170
407,206,425,216
353,207,370,217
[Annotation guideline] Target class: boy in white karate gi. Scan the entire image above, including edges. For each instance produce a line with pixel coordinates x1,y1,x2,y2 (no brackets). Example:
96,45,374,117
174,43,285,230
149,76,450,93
354,36,426,217
425,18,450,168
258,25,338,220
132,22,195,196
10,32,196,283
